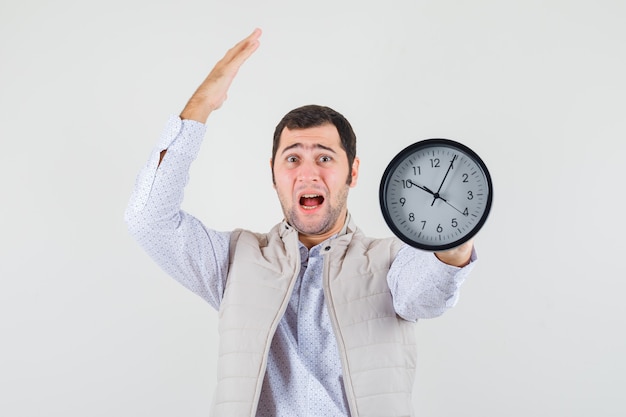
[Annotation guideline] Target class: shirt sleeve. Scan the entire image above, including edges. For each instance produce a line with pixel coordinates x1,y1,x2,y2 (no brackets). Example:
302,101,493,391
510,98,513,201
124,115,230,310
387,245,477,321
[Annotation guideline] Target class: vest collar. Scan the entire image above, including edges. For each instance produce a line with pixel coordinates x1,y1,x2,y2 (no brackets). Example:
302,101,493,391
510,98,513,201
278,213,357,253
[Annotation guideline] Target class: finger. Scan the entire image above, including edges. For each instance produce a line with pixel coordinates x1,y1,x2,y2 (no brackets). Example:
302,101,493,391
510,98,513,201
222,28,262,67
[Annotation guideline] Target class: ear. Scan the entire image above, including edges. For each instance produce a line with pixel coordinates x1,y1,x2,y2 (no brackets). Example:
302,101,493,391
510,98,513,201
349,156,360,188
269,158,276,188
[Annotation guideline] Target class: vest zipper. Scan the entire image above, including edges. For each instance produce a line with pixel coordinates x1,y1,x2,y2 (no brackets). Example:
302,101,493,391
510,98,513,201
322,252,359,417
250,234,302,416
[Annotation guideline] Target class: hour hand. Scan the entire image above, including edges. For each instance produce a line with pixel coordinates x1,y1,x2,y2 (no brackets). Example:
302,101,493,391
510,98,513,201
407,180,436,196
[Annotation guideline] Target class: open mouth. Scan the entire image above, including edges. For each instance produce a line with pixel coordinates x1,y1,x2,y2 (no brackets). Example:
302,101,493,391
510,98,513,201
299,194,325,210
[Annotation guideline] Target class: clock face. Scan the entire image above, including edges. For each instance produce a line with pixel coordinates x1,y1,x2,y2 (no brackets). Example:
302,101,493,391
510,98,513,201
379,139,493,251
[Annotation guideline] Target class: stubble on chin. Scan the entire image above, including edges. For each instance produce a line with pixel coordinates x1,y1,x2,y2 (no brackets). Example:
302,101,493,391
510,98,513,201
279,186,349,237
288,208,337,236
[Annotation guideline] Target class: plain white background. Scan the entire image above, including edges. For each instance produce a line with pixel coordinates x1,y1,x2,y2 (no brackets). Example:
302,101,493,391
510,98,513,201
1,0,624,416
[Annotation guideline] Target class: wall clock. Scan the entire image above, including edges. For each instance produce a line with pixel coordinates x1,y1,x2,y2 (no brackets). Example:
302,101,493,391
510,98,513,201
379,139,493,251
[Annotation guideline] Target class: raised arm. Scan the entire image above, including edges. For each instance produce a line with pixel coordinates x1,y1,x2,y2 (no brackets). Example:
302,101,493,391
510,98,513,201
125,29,261,308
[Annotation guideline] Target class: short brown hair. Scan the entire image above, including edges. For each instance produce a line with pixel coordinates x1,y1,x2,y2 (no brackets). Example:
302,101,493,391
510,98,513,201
271,105,357,184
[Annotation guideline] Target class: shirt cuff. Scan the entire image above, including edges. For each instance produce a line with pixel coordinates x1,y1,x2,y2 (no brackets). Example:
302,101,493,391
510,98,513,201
157,115,207,158
127,116,207,213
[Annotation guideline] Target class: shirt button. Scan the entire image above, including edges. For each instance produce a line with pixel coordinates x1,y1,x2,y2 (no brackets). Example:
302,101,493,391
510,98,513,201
324,246,331,251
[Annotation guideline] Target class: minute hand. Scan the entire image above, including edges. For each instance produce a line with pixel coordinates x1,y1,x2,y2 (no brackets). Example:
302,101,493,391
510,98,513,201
432,154,457,206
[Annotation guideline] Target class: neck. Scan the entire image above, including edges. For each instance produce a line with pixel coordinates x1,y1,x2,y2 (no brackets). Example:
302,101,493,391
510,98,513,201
298,233,330,249
297,212,349,249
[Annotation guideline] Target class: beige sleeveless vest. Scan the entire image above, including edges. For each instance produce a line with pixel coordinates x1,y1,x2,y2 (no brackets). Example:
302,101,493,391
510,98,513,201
211,216,416,417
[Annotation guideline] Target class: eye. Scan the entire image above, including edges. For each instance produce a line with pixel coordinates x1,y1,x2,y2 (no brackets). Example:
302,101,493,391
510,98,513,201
286,156,299,163
319,155,332,163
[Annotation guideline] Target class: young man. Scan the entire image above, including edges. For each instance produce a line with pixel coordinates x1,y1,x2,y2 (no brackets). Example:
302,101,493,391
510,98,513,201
125,29,475,417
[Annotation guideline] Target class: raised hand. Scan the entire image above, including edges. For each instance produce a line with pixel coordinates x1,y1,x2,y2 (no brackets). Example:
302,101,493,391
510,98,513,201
180,28,262,123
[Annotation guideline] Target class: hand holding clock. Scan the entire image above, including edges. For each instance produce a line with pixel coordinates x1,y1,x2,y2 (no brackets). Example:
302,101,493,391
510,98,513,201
434,238,474,267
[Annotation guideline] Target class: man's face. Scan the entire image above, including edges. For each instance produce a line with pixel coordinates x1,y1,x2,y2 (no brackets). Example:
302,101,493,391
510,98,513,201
271,123,359,245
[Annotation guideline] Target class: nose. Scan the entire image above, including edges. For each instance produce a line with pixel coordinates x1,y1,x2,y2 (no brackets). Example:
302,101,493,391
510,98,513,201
297,159,320,182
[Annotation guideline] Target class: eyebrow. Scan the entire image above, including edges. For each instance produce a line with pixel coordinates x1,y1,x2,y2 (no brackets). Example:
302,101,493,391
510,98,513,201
280,143,337,155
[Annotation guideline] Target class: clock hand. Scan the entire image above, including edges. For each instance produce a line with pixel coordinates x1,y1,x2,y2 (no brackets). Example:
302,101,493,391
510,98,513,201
407,180,454,209
437,195,468,217
406,180,436,196
432,154,458,206
406,180,466,216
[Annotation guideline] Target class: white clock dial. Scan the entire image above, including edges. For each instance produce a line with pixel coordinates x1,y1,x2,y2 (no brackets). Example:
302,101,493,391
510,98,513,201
380,139,492,251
